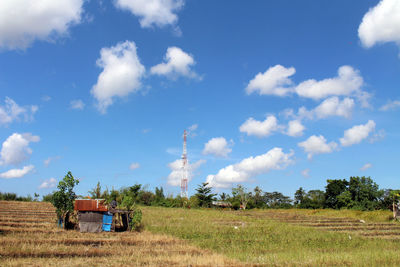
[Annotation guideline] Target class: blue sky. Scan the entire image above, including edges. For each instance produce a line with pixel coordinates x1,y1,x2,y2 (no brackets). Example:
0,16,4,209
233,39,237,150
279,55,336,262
0,0,399,198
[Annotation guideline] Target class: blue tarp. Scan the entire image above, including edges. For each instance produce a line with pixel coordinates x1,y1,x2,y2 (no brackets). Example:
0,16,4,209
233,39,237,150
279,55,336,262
102,213,113,232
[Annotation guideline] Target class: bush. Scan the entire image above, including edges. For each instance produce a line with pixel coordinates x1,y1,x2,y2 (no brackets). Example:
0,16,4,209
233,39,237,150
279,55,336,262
129,208,143,232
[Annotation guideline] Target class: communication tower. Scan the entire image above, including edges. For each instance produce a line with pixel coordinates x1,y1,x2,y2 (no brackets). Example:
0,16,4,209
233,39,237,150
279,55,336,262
180,130,188,198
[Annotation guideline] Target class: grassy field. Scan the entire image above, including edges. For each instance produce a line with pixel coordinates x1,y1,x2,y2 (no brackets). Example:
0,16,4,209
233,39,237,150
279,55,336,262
2,201,400,266
142,206,400,266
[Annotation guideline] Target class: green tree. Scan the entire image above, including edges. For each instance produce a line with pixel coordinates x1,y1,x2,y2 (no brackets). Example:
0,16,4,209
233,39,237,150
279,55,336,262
307,190,325,209
252,186,264,209
232,185,251,210
51,171,79,228
195,182,216,208
88,181,102,199
154,187,165,205
264,191,292,209
219,192,228,201
348,176,383,210
324,179,349,209
294,187,306,206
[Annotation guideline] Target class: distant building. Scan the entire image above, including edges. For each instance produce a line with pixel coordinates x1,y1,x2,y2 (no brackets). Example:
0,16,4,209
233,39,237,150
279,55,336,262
212,201,232,208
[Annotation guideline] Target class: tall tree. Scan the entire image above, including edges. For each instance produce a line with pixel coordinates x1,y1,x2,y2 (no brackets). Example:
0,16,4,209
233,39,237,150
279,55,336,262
88,181,102,199
324,179,349,209
294,187,306,206
195,182,216,208
51,171,79,228
232,185,250,210
348,176,383,210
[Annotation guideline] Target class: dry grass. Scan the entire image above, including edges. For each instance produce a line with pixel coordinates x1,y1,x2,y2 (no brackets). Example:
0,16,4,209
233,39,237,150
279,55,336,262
0,201,240,267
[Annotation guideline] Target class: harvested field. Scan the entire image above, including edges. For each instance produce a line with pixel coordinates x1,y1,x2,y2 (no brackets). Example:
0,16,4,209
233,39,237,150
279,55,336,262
0,201,239,266
239,209,400,239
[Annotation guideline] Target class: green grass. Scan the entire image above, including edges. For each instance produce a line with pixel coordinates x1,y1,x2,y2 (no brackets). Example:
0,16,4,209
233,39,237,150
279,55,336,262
264,208,394,222
142,207,400,266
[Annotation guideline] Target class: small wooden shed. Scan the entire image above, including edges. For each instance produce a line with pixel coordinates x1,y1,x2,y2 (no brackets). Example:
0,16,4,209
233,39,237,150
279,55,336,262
74,199,132,233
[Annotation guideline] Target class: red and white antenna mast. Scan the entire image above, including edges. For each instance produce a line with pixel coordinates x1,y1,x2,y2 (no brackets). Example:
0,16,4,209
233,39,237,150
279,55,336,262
180,130,188,198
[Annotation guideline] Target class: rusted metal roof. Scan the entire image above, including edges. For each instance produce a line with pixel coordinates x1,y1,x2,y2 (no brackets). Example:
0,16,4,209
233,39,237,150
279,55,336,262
74,199,108,212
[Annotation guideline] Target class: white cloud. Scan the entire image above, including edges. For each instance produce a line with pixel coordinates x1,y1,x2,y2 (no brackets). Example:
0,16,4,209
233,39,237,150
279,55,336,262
129,162,140,170
358,0,400,48
187,124,198,137
203,137,232,157
360,163,373,171
295,66,364,100
0,97,38,126
313,97,355,119
43,156,61,167
239,115,281,138
0,133,40,166
340,120,376,147
370,129,385,143
167,159,205,186
39,177,57,189
380,100,400,111
150,47,197,79
114,0,184,28
70,99,85,110
298,135,338,160
245,65,295,96
206,147,293,188
301,169,310,178
188,124,198,132
286,120,305,137
0,165,34,179
0,0,84,50
91,41,145,113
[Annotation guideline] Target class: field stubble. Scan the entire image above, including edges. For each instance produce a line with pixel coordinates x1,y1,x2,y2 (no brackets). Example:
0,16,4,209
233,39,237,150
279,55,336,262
0,201,239,266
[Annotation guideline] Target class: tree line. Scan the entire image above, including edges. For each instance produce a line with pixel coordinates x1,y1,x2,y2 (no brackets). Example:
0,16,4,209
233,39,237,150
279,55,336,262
1,175,399,212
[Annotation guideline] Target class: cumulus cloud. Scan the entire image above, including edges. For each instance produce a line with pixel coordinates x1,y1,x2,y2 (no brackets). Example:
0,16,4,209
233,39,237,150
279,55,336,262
0,0,84,50
150,47,198,79
246,65,369,106
39,177,57,189
91,41,145,113
286,120,305,137
167,159,205,186
114,0,184,28
206,147,293,188
70,99,85,110
295,66,364,100
340,120,376,147
360,163,373,171
298,135,338,160
0,133,40,166
0,97,38,126
0,165,34,179
239,115,281,138
129,162,140,170
313,97,355,119
246,65,295,96
380,100,400,111
297,97,355,120
358,0,400,48
203,137,232,157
